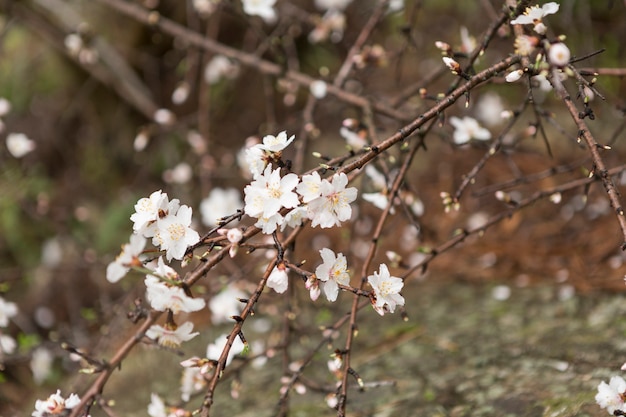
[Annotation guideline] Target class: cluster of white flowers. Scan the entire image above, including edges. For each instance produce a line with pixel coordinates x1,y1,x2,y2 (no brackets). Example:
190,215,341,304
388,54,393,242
510,2,559,35
243,131,358,234
506,2,571,81
32,390,82,417
131,190,200,261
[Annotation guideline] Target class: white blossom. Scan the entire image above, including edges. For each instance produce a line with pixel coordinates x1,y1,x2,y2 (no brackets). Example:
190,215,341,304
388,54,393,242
314,0,353,11
281,206,308,230
315,248,350,302
200,187,243,227
0,334,16,354
147,393,167,417
548,42,571,67
106,233,146,283
152,205,200,261
296,171,322,203
367,264,405,315
163,162,193,184
363,192,392,212
0,97,12,117
209,285,247,324
308,9,347,44
242,0,277,24
596,376,626,415
32,390,81,417
510,2,559,34
145,258,206,313
505,69,524,83
305,172,357,228
204,55,240,84
244,165,300,220
6,133,36,158
146,321,199,348
267,264,289,294
0,296,18,328
310,80,328,99
153,108,176,125
130,190,178,238
243,131,295,177
30,347,54,385
206,333,245,366
449,116,491,145
217,227,243,257
259,131,295,153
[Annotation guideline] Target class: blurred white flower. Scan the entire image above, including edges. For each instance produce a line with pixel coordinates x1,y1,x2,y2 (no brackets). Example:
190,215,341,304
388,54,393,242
146,321,199,348
133,129,150,152
153,108,175,125
388,0,404,12
147,393,167,417
309,9,346,43
209,285,246,324
193,0,220,17
242,0,277,24
315,0,352,11
476,93,505,127
0,97,11,117
64,33,83,56
204,55,240,84
363,192,392,212
145,258,206,313
107,233,146,283
0,333,16,354
30,347,54,385
6,132,36,158
339,118,368,150
206,332,245,366
310,80,328,99
171,81,190,105
163,162,193,184
0,296,18,327
449,116,491,144
200,187,243,227
459,26,476,54
180,366,205,401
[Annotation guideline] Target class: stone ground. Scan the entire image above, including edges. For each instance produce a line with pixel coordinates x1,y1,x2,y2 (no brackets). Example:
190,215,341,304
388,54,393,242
44,279,624,417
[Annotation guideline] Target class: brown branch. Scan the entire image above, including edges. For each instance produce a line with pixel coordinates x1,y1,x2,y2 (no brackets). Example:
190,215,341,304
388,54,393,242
337,120,429,416
69,311,161,417
405,163,626,280
337,55,521,175
550,68,626,249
